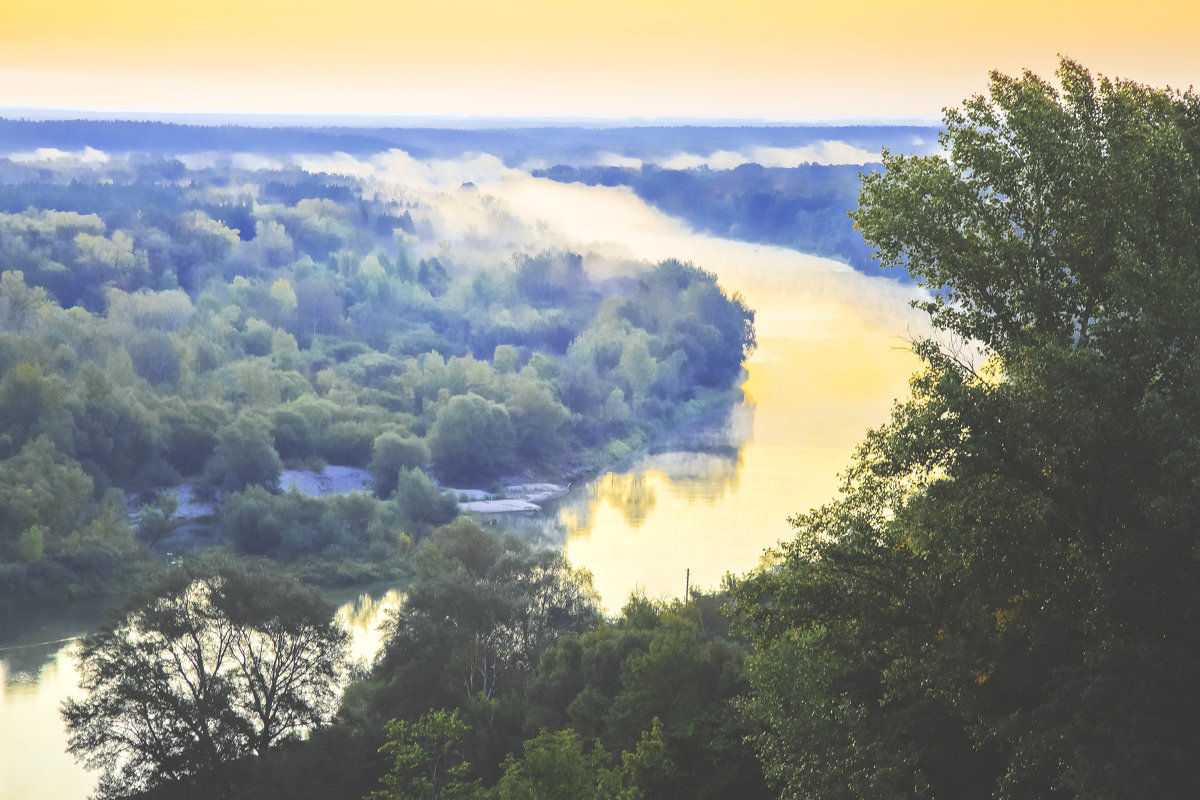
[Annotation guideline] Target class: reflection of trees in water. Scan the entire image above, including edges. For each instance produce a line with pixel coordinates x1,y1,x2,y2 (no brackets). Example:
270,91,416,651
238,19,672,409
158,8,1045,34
512,397,755,544
0,639,74,688
1,606,99,690
595,473,659,527
644,451,741,504
653,396,755,456
337,589,404,633
638,398,754,504
335,589,404,664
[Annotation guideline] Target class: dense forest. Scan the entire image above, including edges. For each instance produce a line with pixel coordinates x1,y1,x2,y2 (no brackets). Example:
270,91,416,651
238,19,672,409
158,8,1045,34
0,147,754,607
9,56,1200,799
734,61,1200,798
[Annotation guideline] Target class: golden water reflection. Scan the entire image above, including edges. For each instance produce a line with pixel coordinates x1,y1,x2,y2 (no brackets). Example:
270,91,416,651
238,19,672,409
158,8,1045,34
333,589,405,665
562,299,919,609
0,645,95,800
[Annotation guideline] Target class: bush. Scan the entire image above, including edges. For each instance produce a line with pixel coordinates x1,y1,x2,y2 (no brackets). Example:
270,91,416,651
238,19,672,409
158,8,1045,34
223,486,284,555
392,468,458,536
429,393,514,483
369,432,431,497
204,417,283,493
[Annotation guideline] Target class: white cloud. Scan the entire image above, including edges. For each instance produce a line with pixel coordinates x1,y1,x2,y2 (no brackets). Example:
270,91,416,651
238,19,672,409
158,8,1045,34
230,153,286,172
297,151,374,180
8,146,110,164
174,152,286,171
177,152,216,170
657,152,708,170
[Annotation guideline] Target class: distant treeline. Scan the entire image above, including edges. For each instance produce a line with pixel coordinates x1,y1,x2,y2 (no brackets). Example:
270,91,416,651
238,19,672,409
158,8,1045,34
0,117,938,163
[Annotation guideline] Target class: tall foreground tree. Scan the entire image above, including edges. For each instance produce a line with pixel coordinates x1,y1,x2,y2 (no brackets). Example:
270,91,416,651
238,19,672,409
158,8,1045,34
62,558,349,798
734,60,1200,798
373,519,601,718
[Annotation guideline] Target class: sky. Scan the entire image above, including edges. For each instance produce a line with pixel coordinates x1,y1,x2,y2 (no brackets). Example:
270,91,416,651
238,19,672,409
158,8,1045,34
2,0,1198,121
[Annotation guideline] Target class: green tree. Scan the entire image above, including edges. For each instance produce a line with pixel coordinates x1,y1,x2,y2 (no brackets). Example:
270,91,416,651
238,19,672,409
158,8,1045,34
524,595,768,800
0,361,68,455
428,393,514,483
506,378,569,463
205,416,283,492
392,467,459,536
224,486,285,555
852,59,1200,357
370,710,482,800
370,431,432,498
0,436,93,560
243,318,274,356
373,520,599,719
126,329,181,385
497,728,621,800
294,277,344,337
161,398,226,477
617,333,657,410
16,524,45,563
62,558,349,798
272,405,317,461
0,269,53,330
736,59,1200,799
135,492,182,549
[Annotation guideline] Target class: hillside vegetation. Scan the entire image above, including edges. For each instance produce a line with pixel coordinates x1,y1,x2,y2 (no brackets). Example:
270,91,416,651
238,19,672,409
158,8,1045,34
0,150,753,604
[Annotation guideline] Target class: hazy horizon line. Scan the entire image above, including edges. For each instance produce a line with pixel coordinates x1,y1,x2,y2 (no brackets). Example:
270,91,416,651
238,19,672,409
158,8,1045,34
0,106,942,130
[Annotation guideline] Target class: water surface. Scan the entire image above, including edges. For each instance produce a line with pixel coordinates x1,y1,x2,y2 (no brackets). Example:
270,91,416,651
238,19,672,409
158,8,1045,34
552,298,918,606
1,607,103,800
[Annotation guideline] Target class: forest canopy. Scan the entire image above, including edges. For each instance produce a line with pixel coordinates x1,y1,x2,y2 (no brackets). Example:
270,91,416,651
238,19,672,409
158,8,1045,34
0,141,754,605
734,58,1200,798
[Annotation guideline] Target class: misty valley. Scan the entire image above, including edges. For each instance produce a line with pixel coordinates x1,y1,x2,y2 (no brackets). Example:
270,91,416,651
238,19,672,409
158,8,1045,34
4,60,1200,800
0,118,923,799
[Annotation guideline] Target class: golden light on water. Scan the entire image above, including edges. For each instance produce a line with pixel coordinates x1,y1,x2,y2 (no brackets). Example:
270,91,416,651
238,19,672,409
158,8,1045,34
334,589,404,664
564,298,919,609
0,647,95,800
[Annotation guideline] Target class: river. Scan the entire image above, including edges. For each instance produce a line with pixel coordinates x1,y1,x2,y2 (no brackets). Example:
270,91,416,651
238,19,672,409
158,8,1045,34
529,299,920,606
0,186,925,798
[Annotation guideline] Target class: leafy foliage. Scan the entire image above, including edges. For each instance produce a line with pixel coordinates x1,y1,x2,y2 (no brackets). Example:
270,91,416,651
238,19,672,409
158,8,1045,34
372,519,602,716
370,710,482,800
62,558,349,798
523,594,769,800
0,134,757,600
736,58,1200,799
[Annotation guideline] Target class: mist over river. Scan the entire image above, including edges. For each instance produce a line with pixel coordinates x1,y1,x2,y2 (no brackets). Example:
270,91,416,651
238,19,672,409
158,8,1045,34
0,175,924,799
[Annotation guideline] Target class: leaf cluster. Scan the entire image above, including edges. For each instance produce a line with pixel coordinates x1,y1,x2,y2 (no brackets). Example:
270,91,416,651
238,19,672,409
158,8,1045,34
738,58,1200,798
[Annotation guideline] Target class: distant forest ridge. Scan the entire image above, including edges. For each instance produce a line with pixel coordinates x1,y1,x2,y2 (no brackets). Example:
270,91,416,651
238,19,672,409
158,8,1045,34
0,117,939,162
0,118,937,276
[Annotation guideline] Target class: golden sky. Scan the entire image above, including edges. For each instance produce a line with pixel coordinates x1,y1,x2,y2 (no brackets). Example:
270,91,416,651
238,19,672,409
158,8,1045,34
2,0,1198,119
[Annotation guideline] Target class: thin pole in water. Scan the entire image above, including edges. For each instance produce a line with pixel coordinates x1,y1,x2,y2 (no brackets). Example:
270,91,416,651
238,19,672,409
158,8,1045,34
685,568,690,603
